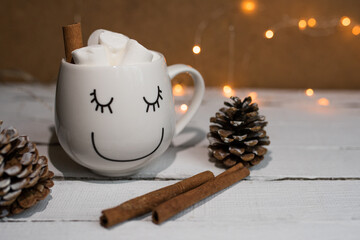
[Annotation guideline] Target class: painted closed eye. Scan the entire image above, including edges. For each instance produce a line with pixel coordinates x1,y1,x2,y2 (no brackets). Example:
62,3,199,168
90,89,114,114
143,86,163,113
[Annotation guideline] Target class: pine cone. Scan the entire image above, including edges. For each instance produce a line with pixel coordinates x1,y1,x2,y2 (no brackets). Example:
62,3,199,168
207,96,270,168
0,121,54,218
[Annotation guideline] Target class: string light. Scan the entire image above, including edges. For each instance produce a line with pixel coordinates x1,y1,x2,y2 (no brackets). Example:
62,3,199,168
173,84,184,96
192,45,201,54
192,7,359,95
298,19,307,30
241,0,256,13
263,15,360,41
223,85,234,97
317,98,330,106
341,16,351,26
180,104,188,112
265,30,274,39
223,85,232,94
307,18,317,27
352,25,360,35
305,88,314,96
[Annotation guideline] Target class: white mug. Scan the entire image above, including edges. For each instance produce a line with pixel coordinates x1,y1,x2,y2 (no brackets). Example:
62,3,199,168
55,51,205,176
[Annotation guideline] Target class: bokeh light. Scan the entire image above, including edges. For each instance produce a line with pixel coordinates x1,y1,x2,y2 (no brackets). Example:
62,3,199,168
173,84,184,96
317,98,330,106
305,88,314,97
265,30,274,39
180,104,188,112
192,45,201,54
223,85,232,94
298,19,307,30
352,25,360,35
241,0,256,13
308,18,317,28
341,16,351,26
223,85,234,97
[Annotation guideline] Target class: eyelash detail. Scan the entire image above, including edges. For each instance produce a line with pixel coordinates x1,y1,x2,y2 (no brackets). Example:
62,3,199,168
90,89,114,114
143,86,163,112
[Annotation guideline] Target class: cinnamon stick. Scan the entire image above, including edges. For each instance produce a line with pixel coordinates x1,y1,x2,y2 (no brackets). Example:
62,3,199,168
216,162,245,178
152,166,250,224
62,23,83,63
100,171,214,228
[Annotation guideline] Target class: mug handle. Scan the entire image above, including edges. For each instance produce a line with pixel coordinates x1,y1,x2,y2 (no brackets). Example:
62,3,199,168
167,64,205,136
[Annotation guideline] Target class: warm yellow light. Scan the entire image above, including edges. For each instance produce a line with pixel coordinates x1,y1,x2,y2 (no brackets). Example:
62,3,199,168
248,91,258,100
223,85,235,97
192,45,201,54
265,30,274,39
173,84,184,96
341,16,351,26
180,104,188,112
308,18,317,28
352,25,360,35
298,19,307,30
305,88,314,97
317,98,330,106
223,85,233,94
241,0,256,13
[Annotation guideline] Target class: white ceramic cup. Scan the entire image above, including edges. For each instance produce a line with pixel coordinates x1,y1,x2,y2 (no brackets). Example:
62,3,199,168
55,51,205,176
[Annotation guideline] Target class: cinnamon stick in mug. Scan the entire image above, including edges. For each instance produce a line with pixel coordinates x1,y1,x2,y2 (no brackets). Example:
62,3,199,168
100,170,214,228
152,166,250,224
62,23,83,63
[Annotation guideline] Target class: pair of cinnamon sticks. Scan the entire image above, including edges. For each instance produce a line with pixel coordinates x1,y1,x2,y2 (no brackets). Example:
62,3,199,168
100,163,249,227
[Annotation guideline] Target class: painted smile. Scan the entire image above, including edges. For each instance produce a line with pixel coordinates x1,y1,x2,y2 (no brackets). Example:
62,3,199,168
91,128,164,162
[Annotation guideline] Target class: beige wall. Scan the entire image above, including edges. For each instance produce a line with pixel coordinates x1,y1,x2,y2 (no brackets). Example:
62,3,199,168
1,0,360,88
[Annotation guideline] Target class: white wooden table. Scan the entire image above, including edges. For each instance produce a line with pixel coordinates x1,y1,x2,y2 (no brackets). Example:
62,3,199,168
1,84,360,240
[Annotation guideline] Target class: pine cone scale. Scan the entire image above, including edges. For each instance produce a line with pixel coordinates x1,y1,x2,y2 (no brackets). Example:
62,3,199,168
0,178,10,188
240,153,255,161
0,197,17,207
20,152,35,165
229,146,245,156
10,177,30,191
0,186,10,196
16,164,33,178
3,189,22,201
4,158,22,176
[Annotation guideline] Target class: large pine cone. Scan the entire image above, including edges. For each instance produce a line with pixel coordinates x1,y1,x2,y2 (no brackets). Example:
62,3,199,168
0,121,54,217
208,96,270,168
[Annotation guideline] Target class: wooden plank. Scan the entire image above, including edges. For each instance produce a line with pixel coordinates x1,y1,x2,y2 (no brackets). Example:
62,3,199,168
2,180,360,222
196,91,360,147
1,84,360,147
39,143,360,180
1,221,360,240
0,84,55,144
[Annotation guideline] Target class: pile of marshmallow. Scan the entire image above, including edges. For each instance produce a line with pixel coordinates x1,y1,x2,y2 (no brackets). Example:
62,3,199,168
72,30,153,66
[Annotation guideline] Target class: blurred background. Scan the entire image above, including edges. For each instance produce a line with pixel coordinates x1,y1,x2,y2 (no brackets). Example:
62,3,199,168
0,0,359,89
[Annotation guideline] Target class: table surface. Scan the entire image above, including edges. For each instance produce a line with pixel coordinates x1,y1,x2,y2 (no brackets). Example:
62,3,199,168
1,84,360,240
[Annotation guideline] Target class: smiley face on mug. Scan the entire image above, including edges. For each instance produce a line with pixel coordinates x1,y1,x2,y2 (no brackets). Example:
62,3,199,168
89,85,167,162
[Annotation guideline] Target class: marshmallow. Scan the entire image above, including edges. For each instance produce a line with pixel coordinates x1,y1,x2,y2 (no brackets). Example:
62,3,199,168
121,40,153,65
84,29,152,66
87,29,106,45
99,31,129,66
72,45,109,66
